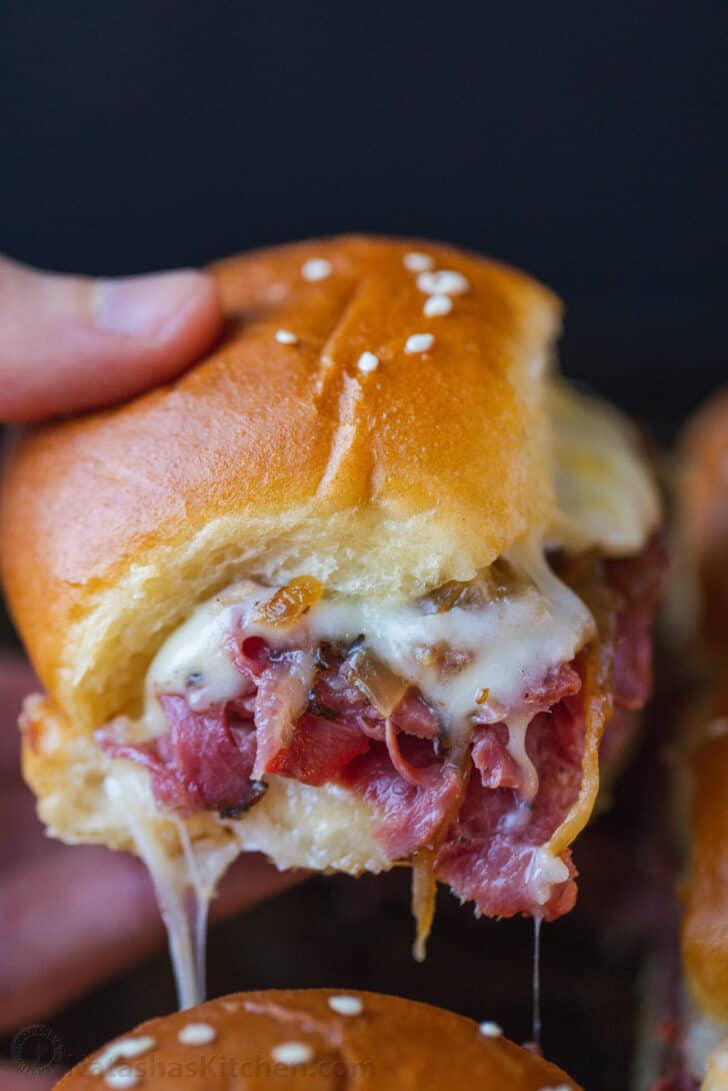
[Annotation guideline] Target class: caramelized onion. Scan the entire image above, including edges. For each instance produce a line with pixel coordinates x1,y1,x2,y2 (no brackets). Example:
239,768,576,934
417,580,471,614
252,576,323,628
384,717,432,787
411,847,437,962
547,552,616,857
416,560,526,614
342,647,409,717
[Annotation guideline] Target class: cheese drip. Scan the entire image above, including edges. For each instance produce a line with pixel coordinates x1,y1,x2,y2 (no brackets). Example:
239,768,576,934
505,712,539,803
105,767,238,1008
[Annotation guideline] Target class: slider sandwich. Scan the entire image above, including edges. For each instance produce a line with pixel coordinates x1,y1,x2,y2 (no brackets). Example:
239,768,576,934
55,988,581,1090
670,389,728,1088
1,236,663,1003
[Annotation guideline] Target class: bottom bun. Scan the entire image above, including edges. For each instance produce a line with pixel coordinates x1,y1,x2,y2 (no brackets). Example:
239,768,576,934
55,989,579,1090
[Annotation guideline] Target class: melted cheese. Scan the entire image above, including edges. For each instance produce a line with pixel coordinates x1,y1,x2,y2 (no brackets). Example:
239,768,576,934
506,713,539,803
102,759,388,1009
145,538,593,762
105,767,238,1008
310,540,592,745
525,848,571,907
145,597,248,737
683,1000,728,1087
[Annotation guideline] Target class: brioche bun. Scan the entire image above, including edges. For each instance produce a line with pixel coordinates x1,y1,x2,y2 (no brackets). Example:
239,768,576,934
1,235,559,735
54,989,580,1090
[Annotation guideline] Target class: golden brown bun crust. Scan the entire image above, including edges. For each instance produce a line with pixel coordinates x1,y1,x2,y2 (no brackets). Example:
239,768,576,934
55,988,580,1090
683,681,728,1024
680,386,728,648
1,235,560,729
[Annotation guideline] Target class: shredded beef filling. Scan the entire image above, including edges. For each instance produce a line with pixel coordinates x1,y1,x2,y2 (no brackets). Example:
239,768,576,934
98,541,665,921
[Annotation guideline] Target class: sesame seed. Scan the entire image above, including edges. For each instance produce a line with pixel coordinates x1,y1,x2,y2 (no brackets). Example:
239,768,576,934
178,1023,217,1045
403,251,435,272
424,293,453,317
271,1041,314,1066
417,269,470,296
479,1021,503,1038
328,995,364,1016
104,1068,140,1090
405,333,434,355
357,351,379,373
90,1038,156,1075
302,258,332,282
275,329,298,345
538,1085,571,1091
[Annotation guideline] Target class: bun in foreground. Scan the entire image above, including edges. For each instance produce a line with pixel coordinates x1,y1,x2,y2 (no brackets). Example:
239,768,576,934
54,989,581,1090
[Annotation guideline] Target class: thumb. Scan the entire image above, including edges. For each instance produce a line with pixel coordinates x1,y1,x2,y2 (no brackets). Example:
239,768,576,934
0,256,223,421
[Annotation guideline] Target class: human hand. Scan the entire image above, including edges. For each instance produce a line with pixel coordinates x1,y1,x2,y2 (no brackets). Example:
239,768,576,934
0,254,223,421
0,656,298,1085
0,259,299,1087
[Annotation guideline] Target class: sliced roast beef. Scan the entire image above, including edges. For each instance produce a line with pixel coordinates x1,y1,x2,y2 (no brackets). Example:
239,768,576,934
339,736,466,860
98,696,261,814
98,537,664,923
264,712,369,785
251,650,315,780
435,701,585,919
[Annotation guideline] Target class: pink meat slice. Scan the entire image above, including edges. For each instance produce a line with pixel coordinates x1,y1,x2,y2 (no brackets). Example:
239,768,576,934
521,661,582,708
313,666,440,741
471,724,523,791
97,695,259,814
265,713,369,786
607,536,668,711
434,702,585,920
613,607,653,710
339,736,465,860
251,651,315,780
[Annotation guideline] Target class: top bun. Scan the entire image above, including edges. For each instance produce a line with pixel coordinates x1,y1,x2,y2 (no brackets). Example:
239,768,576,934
1,235,560,730
54,988,580,1090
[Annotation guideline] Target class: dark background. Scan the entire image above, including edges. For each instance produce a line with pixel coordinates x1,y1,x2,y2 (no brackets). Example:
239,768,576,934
1,1,726,436
0,2,724,1087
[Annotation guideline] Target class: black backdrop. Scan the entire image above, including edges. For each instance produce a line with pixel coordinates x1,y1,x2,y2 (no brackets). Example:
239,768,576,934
1,1,725,433
0,2,725,1086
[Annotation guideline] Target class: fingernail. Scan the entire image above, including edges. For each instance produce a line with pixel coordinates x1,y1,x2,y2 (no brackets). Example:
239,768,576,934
93,270,207,339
